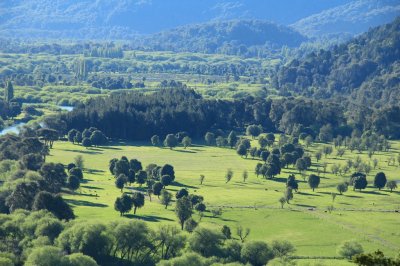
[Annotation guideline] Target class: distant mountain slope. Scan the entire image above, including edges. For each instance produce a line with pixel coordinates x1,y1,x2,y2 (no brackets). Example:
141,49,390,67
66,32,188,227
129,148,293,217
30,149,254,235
0,0,351,39
274,17,400,106
132,20,308,56
292,0,400,37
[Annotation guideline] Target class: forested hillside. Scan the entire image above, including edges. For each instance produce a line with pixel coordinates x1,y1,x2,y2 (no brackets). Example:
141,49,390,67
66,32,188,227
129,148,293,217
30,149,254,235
132,20,307,57
292,0,400,37
275,17,400,107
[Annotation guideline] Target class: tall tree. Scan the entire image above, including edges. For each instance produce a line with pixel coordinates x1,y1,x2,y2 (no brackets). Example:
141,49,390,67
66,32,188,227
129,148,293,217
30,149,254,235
175,196,192,230
4,81,14,103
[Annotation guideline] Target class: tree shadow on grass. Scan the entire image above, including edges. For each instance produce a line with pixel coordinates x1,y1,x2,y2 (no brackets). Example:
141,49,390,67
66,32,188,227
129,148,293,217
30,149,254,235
80,179,93,184
318,191,334,195
61,149,102,155
270,177,287,183
85,169,105,175
345,194,363,198
124,214,174,222
297,192,321,197
81,185,104,190
99,146,122,150
66,199,107,208
173,149,197,154
295,204,316,208
172,181,198,189
361,190,389,196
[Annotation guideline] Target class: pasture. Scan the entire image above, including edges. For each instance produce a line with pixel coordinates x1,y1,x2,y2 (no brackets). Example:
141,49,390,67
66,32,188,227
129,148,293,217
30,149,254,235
48,138,400,261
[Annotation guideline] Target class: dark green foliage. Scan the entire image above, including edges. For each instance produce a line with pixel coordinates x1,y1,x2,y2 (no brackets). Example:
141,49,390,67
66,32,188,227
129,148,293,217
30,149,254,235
241,241,274,266
353,250,400,266
286,174,298,191
164,134,178,149
337,183,348,194
236,144,247,158
20,153,44,171
67,175,80,191
32,191,75,220
227,131,237,148
160,189,173,209
129,159,143,173
113,158,130,177
175,196,192,230
136,170,147,186
127,169,135,184
131,192,145,214
161,175,173,188
81,137,91,148
89,130,107,146
6,181,40,211
374,172,387,190
308,174,320,191
160,164,175,181
176,188,189,199
115,174,127,192
188,227,224,257
204,132,215,146
114,193,133,216
352,173,368,191
153,182,164,198
222,225,232,239
39,162,67,193
151,135,160,146
69,167,83,180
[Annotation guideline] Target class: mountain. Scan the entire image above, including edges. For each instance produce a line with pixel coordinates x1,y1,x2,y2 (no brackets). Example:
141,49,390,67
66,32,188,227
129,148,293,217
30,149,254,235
274,17,400,107
292,0,400,38
0,0,351,39
131,20,308,56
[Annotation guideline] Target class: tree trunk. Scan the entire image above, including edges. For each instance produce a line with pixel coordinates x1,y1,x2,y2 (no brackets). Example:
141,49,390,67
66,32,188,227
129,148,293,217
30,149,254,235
134,207,137,214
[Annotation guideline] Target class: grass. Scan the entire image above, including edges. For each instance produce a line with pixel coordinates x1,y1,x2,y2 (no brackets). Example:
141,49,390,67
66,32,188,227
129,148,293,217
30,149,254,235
47,138,400,260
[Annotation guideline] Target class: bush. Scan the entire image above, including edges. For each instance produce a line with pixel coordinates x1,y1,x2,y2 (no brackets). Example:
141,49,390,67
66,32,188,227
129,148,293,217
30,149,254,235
337,241,364,259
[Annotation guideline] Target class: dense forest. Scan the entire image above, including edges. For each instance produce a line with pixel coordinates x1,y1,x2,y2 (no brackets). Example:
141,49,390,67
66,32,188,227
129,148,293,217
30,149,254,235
61,87,400,140
132,20,307,57
274,17,400,106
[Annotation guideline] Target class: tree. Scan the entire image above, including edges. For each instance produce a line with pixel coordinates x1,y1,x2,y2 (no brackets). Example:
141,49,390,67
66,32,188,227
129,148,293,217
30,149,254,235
308,174,320,192
242,170,248,182
6,181,40,212
286,174,298,191
386,180,397,192
241,241,274,266
353,250,400,265
279,197,286,209
284,187,293,203
90,130,107,146
115,174,127,192
161,164,175,181
246,125,262,139
164,134,178,149
74,131,83,144
336,183,348,195
74,155,84,169
39,162,67,193
227,131,237,148
68,175,80,191
151,135,160,146
25,246,64,266
225,169,233,183
182,136,192,149
69,167,83,180
113,158,130,177
4,81,14,103
114,194,133,216
199,174,205,185
271,240,296,258
260,151,269,162
153,182,163,198
221,225,231,239
337,241,364,259
20,153,44,171
295,158,307,174
236,225,250,242
176,188,189,199
160,189,173,209
67,129,78,143
266,133,275,147
131,192,145,214
188,227,224,257
374,172,387,190
258,136,268,149
236,144,247,158
135,170,147,186
160,175,172,188
32,192,74,220
129,159,142,172
184,218,198,233
82,138,91,148
352,173,368,191
175,196,192,230
216,136,227,147
204,132,215,146
127,169,135,185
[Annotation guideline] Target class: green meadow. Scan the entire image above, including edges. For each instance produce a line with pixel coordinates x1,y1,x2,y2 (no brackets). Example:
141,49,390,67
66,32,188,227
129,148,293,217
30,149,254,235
48,138,400,261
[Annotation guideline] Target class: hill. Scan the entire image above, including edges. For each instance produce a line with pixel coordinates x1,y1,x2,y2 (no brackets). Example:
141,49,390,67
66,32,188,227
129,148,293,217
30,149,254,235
292,0,400,38
274,17,400,107
0,0,351,39
132,20,308,57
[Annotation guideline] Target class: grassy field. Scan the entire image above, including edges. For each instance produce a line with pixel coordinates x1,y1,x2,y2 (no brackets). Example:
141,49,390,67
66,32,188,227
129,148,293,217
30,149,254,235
47,138,400,261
